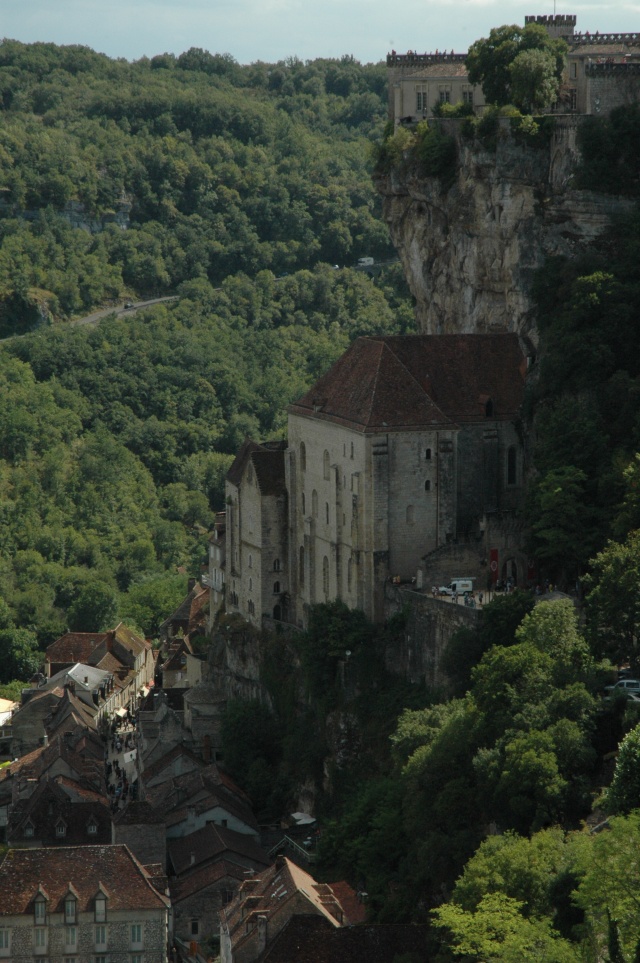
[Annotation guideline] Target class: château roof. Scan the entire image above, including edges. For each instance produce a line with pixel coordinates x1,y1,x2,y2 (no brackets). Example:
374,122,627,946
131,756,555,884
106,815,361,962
288,334,526,433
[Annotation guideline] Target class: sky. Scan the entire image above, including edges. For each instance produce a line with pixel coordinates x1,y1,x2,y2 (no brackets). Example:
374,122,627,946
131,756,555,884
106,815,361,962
2,0,638,65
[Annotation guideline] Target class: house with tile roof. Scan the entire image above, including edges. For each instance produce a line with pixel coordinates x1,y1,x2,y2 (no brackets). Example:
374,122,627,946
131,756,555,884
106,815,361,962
168,823,270,948
7,775,112,848
0,843,170,962
158,579,209,642
219,855,362,963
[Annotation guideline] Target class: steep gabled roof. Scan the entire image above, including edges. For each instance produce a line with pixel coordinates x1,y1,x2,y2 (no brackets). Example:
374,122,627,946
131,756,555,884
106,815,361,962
45,633,108,668
289,334,526,432
168,822,269,875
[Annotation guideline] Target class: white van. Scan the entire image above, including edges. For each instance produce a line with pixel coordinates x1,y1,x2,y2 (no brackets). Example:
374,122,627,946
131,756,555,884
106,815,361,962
439,578,475,596
357,256,374,266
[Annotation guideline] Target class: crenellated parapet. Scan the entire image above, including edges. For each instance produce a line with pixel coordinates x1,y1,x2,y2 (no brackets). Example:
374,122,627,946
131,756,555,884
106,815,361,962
570,32,640,46
387,52,467,67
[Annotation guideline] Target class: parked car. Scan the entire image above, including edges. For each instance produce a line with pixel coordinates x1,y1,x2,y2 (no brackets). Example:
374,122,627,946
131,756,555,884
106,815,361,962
604,679,640,697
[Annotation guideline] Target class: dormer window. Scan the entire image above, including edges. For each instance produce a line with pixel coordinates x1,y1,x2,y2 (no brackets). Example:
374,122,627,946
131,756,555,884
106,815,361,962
95,893,107,923
65,895,77,924
24,819,35,838
56,819,67,838
87,818,98,836
34,895,47,925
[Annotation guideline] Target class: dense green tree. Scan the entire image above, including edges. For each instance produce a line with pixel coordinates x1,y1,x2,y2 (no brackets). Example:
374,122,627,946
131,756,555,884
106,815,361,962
466,23,567,110
67,582,119,632
433,892,579,962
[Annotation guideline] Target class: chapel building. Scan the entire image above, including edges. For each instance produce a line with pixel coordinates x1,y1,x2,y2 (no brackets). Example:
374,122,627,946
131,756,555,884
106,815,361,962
221,333,528,629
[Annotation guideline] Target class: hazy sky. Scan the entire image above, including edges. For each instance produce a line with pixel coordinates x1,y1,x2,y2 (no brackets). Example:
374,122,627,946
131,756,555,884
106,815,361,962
3,0,638,64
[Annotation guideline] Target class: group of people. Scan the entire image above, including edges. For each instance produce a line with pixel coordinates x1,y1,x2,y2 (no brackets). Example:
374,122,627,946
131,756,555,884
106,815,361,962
105,720,138,813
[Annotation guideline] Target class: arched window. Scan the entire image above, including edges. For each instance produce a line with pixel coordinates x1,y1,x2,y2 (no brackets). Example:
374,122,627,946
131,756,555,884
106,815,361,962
347,557,353,592
273,559,281,572
322,556,329,598
248,554,253,569
323,450,330,480
302,492,306,515
325,502,330,524
248,513,254,533
299,546,305,587
406,505,415,525
350,442,354,459
273,581,280,594
248,600,255,615
425,448,432,460
485,398,494,418
424,480,431,492
312,489,318,517
300,442,306,472
249,577,252,592
507,446,517,486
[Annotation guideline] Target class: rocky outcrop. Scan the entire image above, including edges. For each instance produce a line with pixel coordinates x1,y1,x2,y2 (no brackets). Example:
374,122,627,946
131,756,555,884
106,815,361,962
376,117,632,343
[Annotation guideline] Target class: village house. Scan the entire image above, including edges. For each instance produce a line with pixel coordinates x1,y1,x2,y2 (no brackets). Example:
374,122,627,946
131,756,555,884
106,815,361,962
0,843,170,962
219,855,363,963
7,775,112,848
168,823,270,947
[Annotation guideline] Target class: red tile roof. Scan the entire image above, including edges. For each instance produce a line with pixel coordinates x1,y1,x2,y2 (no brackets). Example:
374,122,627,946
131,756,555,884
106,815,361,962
45,633,108,667
169,858,247,904
0,844,169,914
260,917,431,962
288,334,526,432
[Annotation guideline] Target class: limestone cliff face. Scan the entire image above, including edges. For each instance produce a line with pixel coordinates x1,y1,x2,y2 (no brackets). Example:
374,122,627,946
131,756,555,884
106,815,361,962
376,118,632,343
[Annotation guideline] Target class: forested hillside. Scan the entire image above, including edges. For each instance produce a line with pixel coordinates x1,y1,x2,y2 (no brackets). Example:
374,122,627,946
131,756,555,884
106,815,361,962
0,40,413,681
0,39,394,330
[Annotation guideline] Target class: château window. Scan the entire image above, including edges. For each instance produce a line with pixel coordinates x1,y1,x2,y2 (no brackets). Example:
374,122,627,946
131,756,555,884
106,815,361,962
301,492,306,515
248,578,252,592
439,86,451,103
507,446,517,486
273,581,280,595
322,556,329,598
299,546,305,587
347,557,353,593
416,84,428,112
248,554,253,569
273,559,281,572
350,442,354,459
485,399,494,417
323,450,330,480
425,448,431,460
300,442,306,472
325,502,329,525
312,489,318,517
425,480,431,492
